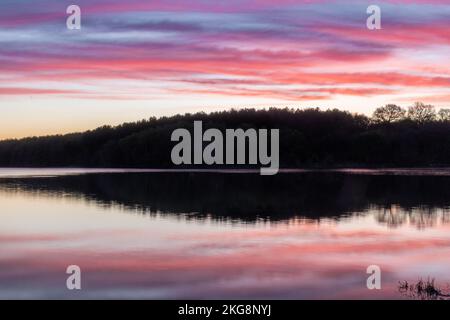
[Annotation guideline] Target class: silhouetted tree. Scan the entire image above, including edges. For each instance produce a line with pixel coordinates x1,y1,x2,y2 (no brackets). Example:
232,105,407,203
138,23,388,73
438,108,450,122
408,102,436,123
372,104,405,123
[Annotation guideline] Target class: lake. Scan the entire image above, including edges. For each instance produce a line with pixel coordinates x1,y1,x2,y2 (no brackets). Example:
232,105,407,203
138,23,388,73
1,168,450,299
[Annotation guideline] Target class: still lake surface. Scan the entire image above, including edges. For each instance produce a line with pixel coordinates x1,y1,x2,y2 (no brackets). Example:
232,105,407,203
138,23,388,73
1,168,450,299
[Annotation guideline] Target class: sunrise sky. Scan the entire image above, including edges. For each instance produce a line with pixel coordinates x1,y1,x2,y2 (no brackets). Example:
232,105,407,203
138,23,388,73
0,0,449,139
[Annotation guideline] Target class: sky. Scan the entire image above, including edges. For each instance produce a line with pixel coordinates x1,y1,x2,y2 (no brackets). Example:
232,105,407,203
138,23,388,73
0,0,449,139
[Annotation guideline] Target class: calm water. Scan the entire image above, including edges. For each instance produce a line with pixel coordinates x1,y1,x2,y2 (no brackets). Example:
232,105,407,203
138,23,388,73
1,168,450,299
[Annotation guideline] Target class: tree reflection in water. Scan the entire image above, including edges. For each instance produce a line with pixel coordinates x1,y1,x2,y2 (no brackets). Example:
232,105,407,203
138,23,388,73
1,171,450,229
375,205,450,229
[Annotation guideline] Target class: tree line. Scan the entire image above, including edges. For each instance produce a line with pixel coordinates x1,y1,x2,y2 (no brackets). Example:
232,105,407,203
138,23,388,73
0,102,450,168
372,102,450,124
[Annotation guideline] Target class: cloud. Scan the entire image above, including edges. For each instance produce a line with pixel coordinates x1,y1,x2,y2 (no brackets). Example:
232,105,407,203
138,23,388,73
0,0,449,109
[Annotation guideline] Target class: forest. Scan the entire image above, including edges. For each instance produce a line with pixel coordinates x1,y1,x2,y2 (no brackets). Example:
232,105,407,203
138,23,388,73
1,102,450,168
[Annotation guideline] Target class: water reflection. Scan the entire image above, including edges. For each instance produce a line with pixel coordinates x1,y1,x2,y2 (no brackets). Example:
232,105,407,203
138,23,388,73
374,205,450,229
2,172,450,228
1,170,450,299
